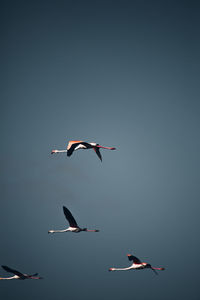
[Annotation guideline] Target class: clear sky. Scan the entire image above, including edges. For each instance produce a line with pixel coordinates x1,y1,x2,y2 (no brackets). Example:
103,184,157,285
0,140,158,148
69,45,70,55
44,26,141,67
1,1,200,299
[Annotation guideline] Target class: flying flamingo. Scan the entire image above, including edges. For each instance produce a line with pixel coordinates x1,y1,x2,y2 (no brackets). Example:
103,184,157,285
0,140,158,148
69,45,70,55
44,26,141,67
0,265,43,280
51,140,116,161
48,206,99,234
109,254,165,275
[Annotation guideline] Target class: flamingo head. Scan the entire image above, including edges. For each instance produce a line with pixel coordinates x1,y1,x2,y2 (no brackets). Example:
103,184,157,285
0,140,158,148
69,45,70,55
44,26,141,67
51,150,58,154
108,268,115,272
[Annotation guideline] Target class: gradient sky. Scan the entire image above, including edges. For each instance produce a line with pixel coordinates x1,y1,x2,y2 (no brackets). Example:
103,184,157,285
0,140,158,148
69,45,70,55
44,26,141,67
1,1,200,299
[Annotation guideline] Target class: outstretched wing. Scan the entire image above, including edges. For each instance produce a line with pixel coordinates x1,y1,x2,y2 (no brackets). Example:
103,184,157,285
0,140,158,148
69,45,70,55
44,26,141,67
151,268,158,275
127,255,142,264
67,142,80,157
63,206,78,227
29,273,38,277
93,147,102,161
1,265,25,278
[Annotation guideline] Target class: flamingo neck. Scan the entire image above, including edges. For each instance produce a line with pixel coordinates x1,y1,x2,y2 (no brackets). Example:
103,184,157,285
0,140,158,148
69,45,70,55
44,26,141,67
48,229,68,234
111,266,133,271
0,276,18,280
96,146,116,150
55,150,67,153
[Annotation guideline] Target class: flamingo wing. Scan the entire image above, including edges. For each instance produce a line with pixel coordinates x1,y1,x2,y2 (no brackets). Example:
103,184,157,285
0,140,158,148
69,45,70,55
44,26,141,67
67,142,80,157
29,273,38,277
146,264,159,275
127,255,142,264
67,141,89,156
93,147,102,161
63,206,78,227
151,268,158,275
1,266,26,278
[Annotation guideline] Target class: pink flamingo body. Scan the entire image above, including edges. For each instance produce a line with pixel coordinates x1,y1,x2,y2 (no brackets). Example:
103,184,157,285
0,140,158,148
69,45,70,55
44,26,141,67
109,254,165,275
51,140,116,161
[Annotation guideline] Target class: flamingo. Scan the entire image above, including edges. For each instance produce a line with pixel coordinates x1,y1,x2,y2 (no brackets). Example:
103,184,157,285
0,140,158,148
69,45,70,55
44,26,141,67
48,206,99,234
0,265,43,280
51,140,116,161
109,254,165,275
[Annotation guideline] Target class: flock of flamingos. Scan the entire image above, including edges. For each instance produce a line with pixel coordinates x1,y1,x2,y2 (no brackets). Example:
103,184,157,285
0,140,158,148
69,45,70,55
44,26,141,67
0,140,165,280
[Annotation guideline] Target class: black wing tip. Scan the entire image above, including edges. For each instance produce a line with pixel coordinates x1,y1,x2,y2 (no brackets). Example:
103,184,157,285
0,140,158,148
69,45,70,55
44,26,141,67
67,148,74,157
127,254,141,263
1,265,9,270
151,268,158,275
1,265,7,269
95,148,102,161
62,205,77,226
154,271,158,275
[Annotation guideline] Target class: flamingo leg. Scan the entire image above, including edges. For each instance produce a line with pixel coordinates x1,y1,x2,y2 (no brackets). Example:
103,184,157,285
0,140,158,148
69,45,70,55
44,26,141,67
97,146,116,150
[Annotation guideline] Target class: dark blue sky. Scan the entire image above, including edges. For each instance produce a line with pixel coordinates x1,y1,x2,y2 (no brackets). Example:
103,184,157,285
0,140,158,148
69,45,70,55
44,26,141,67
1,1,200,299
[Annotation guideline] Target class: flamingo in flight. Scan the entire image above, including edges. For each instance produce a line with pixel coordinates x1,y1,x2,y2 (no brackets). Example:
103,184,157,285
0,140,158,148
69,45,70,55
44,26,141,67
109,254,165,275
0,265,43,280
48,206,99,234
51,140,116,161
